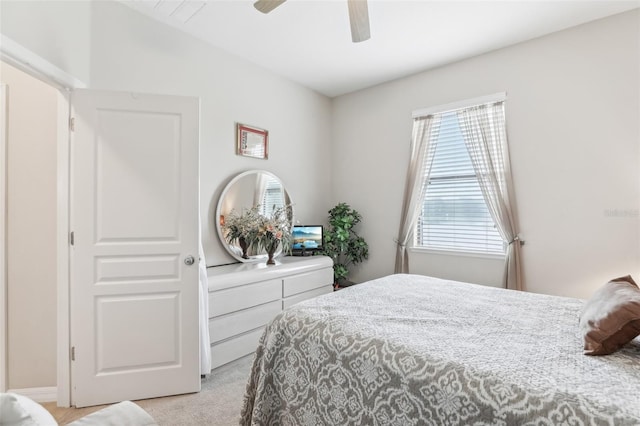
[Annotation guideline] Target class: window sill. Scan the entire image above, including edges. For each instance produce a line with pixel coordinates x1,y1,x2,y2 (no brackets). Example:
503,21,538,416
408,247,505,261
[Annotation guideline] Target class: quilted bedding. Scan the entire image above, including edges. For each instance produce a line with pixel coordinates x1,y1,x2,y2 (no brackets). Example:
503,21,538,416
241,274,640,425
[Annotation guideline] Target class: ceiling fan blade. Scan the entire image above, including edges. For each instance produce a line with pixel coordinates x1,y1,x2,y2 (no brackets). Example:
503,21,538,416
254,0,287,14
347,0,370,42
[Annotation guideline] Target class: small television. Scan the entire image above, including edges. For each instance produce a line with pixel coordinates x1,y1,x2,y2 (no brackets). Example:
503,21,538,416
291,225,324,255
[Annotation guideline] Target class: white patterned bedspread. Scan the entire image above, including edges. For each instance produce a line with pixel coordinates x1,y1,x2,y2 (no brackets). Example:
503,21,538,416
240,274,640,425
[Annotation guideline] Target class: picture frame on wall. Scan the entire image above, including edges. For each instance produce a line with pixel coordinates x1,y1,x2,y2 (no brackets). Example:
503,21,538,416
236,123,268,159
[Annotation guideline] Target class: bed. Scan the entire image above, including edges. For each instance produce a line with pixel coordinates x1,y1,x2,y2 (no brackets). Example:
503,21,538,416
240,274,640,425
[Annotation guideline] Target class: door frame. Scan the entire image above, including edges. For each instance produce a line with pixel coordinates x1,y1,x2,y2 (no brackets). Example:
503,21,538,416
1,83,7,393
0,34,85,405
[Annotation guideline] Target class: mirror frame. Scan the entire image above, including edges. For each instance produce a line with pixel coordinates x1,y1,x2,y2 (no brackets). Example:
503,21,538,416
215,170,294,263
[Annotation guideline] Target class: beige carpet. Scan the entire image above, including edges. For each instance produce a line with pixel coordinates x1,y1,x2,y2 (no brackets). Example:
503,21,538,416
139,355,254,425
44,354,254,425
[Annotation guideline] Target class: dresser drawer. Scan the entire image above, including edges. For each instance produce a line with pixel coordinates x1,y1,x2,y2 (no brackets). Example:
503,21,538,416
209,300,281,344
209,278,280,317
210,328,264,369
282,267,333,297
283,285,333,309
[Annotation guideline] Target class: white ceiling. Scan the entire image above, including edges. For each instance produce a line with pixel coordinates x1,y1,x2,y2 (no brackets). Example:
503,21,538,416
121,0,639,97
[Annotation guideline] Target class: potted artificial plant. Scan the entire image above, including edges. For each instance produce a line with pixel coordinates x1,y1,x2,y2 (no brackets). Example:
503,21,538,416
320,202,369,288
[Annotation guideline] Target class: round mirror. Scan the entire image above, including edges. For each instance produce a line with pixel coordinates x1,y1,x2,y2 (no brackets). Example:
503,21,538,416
216,170,293,262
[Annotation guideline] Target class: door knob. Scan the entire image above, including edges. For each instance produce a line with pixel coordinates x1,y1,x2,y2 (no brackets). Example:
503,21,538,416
184,255,195,266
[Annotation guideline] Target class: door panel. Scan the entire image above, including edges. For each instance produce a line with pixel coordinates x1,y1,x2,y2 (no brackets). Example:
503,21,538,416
95,254,180,283
95,109,181,242
70,89,200,407
96,293,180,372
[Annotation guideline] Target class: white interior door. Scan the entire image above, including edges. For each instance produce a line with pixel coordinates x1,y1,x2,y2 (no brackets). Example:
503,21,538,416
70,89,200,408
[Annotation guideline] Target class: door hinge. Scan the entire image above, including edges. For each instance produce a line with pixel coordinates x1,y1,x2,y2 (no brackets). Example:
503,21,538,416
70,231,74,246
71,346,76,361
69,117,75,132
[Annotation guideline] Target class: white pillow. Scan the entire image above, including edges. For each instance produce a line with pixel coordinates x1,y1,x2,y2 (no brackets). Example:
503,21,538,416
0,393,57,426
67,401,157,426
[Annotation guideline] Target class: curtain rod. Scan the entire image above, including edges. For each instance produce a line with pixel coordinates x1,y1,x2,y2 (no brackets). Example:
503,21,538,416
412,92,507,119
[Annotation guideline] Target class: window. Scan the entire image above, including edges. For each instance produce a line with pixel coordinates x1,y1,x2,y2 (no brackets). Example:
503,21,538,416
259,176,284,217
415,111,504,255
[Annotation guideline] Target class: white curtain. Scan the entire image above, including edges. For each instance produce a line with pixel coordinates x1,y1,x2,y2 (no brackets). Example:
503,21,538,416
395,115,437,273
457,102,523,290
253,173,269,208
198,226,211,375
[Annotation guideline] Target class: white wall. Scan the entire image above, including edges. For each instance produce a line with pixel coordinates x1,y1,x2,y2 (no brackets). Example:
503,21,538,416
1,61,58,389
331,10,640,299
0,1,92,85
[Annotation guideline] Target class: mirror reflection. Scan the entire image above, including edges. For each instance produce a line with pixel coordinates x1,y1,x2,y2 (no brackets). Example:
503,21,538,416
216,170,293,262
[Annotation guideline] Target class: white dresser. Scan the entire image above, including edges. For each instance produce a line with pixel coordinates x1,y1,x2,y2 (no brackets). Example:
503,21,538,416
207,255,333,369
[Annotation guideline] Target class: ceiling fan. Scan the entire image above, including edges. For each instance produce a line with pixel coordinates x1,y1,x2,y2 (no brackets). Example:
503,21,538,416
253,0,371,43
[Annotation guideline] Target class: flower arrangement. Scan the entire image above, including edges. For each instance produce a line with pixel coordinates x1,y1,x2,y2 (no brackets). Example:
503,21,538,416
221,204,293,264
249,205,293,264
221,205,261,259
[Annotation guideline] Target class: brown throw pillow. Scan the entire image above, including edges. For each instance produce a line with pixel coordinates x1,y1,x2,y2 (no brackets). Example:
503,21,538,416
580,275,640,355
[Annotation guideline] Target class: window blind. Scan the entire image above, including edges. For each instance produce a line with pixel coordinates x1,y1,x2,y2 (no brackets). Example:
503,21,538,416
261,177,284,216
416,112,504,254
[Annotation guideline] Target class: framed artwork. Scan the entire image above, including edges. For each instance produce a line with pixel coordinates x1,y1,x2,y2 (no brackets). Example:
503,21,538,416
236,123,268,159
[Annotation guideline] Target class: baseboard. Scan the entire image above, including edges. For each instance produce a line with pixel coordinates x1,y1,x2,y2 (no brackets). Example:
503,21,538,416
6,386,57,403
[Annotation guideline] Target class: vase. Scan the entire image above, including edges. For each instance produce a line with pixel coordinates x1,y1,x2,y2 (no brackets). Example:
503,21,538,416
239,237,249,259
266,247,276,265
